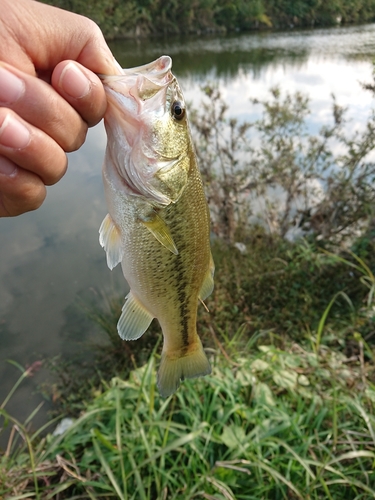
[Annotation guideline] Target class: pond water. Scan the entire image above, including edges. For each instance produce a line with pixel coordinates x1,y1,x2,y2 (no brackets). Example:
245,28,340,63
1,23,375,430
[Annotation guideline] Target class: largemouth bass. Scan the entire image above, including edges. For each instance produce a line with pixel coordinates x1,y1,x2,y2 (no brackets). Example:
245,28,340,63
99,56,214,397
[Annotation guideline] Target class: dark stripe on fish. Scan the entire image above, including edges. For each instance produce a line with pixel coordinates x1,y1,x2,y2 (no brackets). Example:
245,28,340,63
175,254,190,348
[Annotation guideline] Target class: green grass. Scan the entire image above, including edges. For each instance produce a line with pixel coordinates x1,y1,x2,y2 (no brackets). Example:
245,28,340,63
200,235,375,344
1,329,375,499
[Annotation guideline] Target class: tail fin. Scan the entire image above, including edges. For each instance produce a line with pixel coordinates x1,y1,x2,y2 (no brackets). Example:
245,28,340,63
157,339,211,398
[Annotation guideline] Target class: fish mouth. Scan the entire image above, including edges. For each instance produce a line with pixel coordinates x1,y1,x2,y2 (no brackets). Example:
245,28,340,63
99,55,173,105
99,55,172,80
100,55,174,139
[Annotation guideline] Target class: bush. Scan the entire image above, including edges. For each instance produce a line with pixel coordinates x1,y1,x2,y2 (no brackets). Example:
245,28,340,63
191,85,375,247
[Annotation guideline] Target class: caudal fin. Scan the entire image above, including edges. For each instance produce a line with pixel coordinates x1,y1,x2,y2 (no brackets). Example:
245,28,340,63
157,339,211,398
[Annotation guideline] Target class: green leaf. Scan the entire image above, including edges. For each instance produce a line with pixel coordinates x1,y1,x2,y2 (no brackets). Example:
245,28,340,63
253,381,276,406
221,425,247,450
251,359,269,371
273,369,298,389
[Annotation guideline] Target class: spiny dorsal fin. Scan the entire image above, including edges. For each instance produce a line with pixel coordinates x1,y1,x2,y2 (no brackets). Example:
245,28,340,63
199,252,215,301
141,211,178,255
99,214,123,270
118,292,154,341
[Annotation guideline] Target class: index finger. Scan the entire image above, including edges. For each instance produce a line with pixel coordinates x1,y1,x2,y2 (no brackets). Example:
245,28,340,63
52,61,108,128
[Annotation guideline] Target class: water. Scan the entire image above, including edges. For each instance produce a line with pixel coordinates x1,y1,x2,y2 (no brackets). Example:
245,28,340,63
1,24,375,430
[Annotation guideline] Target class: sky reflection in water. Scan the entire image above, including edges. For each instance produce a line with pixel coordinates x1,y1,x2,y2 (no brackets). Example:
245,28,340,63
1,24,375,425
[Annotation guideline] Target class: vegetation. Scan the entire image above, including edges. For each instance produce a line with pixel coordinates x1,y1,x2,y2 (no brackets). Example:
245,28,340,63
40,0,375,39
191,86,375,246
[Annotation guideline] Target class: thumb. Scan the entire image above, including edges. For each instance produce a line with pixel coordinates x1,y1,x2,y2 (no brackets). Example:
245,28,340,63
1,0,119,76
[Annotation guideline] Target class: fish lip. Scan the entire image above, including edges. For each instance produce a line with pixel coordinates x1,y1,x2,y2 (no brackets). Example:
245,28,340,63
100,55,173,116
98,55,172,81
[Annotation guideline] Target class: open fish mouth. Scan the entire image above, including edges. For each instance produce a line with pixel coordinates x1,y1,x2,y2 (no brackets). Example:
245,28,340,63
98,55,173,107
100,55,174,143
99,55,172,79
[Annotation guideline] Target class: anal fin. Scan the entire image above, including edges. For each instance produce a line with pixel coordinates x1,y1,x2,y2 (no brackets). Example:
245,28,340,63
118,292,154,341
99,214,123,270
141,211,178,255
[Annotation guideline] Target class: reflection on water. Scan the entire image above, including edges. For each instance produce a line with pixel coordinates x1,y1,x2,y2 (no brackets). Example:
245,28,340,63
110,25,375,137
110,23,375,78
0,124,124,430
1,23,375,428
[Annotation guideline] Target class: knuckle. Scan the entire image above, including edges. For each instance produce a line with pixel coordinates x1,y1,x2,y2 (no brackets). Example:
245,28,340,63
0,183,46,216
65,125,87,153
18,181,46,212
42,150,68,186
76,16,107,50
0,194,12,217
38,91,86,152
81,17,103,38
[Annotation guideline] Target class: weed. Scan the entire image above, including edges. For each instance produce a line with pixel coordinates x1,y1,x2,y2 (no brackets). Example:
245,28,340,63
1,330,375,499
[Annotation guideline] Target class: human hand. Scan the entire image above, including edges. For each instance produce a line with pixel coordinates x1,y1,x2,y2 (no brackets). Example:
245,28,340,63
0,0,119,217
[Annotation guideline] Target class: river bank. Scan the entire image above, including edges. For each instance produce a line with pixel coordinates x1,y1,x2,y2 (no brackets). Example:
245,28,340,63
2,19,375,438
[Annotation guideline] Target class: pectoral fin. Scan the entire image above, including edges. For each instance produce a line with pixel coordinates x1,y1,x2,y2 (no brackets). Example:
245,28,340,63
199,253,215,301
141,211,178,255
118,292,154,340
99,214,124,270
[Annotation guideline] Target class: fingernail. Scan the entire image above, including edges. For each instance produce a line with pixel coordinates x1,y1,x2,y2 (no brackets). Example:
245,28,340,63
0,66,25,104
0,114,30,149
0,156,17,176
60,62,91,99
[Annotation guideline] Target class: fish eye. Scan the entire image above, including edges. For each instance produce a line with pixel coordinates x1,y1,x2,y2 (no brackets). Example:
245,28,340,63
172,101,185,121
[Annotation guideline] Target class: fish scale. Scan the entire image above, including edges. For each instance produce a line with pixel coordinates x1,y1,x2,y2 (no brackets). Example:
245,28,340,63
99,56,214,397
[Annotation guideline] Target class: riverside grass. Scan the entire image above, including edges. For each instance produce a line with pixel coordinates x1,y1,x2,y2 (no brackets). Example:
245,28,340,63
1,324,375,499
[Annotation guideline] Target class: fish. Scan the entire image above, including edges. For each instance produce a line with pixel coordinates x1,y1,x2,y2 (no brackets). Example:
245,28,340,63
99,56,214,397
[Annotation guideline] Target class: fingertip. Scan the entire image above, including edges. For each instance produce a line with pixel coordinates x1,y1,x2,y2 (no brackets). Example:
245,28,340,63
0,165,46,217
57,62,91,100
52,61,107,127
0,155,17,177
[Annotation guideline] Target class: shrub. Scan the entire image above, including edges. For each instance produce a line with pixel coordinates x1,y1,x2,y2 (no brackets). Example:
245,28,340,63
191,85,375,247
